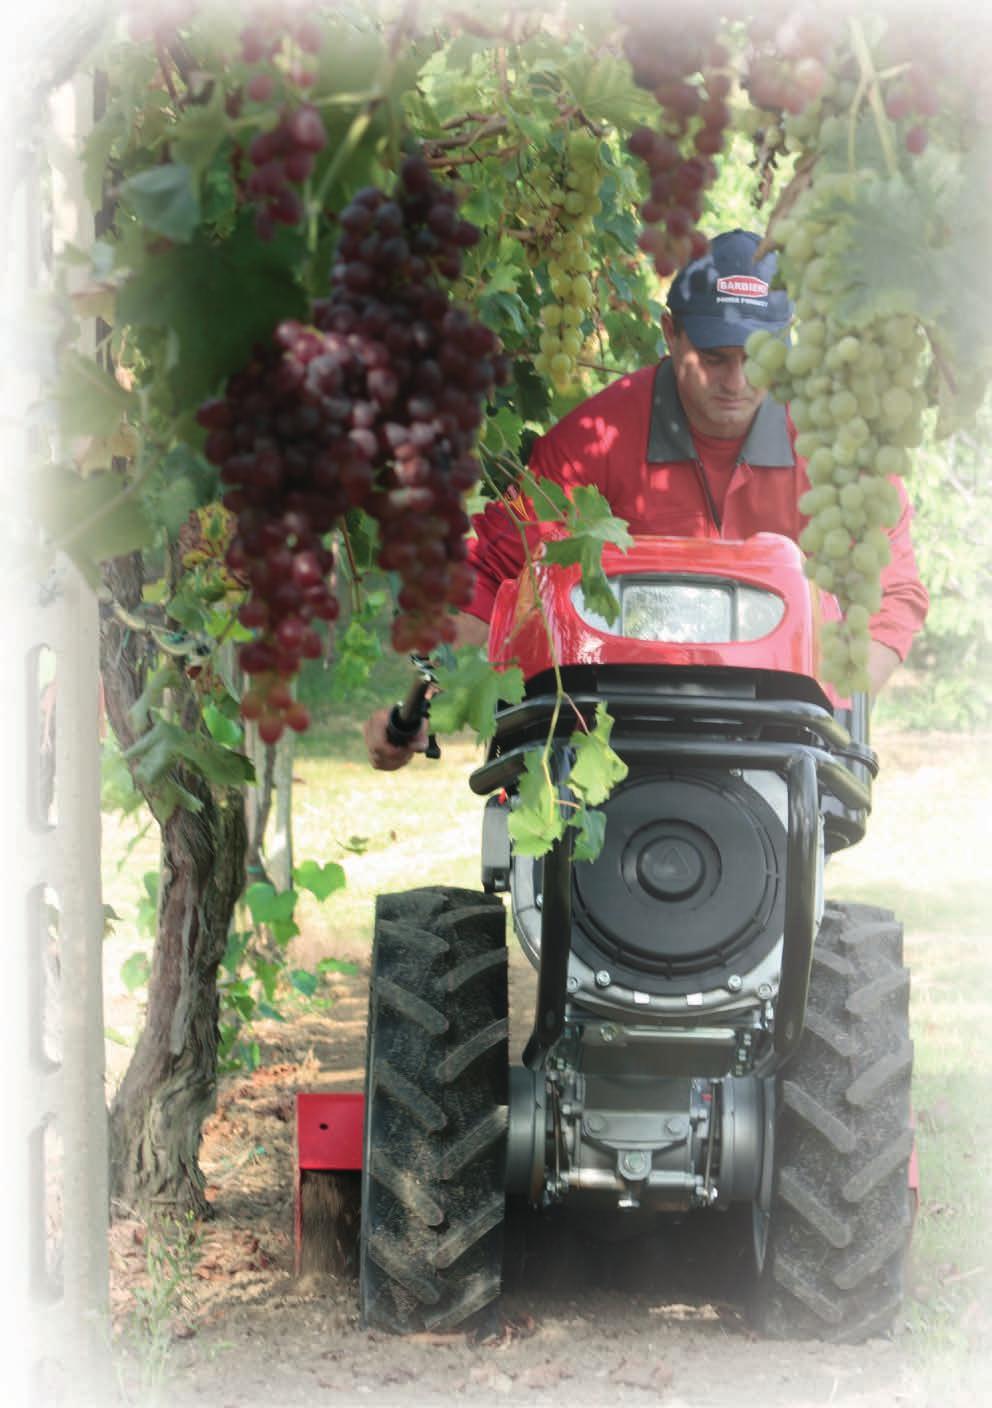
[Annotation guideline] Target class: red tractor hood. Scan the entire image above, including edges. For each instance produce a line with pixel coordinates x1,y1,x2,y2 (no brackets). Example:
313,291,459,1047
487,532,841,698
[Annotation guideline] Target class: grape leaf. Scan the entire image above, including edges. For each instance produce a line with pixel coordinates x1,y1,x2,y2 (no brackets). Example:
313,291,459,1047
244,883,297,927
251,958,282,1002
329,618,382,700
120,163,201,242
116,217,308,405
568,702,628,806
35,465,154,568
506,750,566,857
542,484,632,623
289,969,319,998
521,470,570,522
479,289,527,337
55,350,134,438
124,716,255,790
559,54,653,131
429,648,525,742
171,88,231,176
317,957,360,976
293,859,346,902
202,703,244,749
569,805,606,863
141,444,218,539
120,951,151,993
512,359,551,423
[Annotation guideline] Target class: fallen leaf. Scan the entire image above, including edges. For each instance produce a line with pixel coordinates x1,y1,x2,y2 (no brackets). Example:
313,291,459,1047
518,1361,573,1389
615,1356,675,1391
468,1364,514,1393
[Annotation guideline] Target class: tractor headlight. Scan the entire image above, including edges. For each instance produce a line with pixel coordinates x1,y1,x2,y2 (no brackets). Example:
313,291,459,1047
572,578,785,643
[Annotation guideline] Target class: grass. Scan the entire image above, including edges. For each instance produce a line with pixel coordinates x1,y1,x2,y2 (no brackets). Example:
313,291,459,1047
102,712,992,1387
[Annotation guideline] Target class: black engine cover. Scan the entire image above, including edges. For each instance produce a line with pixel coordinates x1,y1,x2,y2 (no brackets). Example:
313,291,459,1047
571,769,787,995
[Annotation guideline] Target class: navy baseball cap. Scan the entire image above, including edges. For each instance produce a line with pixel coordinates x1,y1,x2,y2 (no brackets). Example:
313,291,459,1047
666,229,793,348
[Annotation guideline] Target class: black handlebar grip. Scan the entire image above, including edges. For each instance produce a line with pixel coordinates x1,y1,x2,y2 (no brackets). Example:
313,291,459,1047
385,678,431,746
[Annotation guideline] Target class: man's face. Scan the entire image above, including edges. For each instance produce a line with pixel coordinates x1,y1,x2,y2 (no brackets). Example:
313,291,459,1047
662,314,766,439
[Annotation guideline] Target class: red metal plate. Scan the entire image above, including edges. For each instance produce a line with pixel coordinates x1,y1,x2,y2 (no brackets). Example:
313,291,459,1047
296,1091,365,1171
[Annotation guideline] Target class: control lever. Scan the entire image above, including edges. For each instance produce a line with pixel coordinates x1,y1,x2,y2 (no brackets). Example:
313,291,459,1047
385,657,441,760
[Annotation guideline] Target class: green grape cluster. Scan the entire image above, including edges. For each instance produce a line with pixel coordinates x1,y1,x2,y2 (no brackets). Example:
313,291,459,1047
533,129,604,392
745,190,927,695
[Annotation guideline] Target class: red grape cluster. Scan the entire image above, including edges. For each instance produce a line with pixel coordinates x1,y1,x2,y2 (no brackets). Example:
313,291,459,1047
198,155,508,743
617,8,728,276
245,104,327,239
240,3,323,90
744,7,837,116
126,0,197,43
880,59,941,158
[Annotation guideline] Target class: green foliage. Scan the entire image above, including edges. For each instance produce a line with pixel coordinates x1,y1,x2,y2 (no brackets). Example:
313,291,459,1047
430,648,526,741
213,860,352,1072
120,951,151,994
568,701,629,805
116,218,309,407
506,703,627,862
294,859,347,902
119,163,201,242
34,465,153,586
55,350,135,438
123,716,255,822
536,481,634,623
506,750,566,856
243,882,299,944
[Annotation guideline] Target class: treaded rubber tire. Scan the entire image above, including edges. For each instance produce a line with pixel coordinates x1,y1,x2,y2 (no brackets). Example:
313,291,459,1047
359,886,509,1333
753,901,914,1342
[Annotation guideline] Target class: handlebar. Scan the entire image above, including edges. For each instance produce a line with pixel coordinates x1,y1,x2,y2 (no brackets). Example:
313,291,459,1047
385,661,441,760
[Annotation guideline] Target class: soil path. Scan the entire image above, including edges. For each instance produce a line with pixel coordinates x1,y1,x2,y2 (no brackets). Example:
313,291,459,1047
110,945,966,1408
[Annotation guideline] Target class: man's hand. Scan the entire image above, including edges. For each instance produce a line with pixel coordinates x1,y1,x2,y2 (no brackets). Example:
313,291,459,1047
868,639,901,696
363,706,429,771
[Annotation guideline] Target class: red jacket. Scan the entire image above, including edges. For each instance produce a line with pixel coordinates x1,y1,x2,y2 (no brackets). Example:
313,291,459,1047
467,361,928,661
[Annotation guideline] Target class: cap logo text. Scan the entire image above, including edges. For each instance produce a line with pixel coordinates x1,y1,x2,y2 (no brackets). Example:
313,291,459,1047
716,275,769,299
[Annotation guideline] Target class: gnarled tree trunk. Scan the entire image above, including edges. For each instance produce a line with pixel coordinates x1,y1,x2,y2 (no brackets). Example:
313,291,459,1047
101,550,249,1217
108,775,246,1217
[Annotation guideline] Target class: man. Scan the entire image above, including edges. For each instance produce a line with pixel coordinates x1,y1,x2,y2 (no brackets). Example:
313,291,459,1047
365,228,928,770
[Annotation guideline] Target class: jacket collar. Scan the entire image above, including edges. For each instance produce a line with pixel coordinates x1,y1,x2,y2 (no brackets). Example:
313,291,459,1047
647,358,795,468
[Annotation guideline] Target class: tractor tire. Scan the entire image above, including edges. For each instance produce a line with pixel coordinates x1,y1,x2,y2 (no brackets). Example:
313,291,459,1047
753,901,914,1342
359,886,509,1333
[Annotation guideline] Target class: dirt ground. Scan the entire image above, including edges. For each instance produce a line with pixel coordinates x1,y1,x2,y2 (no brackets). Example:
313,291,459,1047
104,932,988,1408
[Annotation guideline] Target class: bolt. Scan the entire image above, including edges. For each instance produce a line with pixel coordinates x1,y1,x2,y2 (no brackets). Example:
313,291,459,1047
586,1113,606,1134
620,1150,648,1176
595,969,611,988
727,974,743,993
665,1116,687,1136
566,976,580,993
600,1024,619,1043
757,982,773,999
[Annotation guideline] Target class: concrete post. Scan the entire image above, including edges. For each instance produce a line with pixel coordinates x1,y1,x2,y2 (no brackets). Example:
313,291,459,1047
1,67,112,1407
